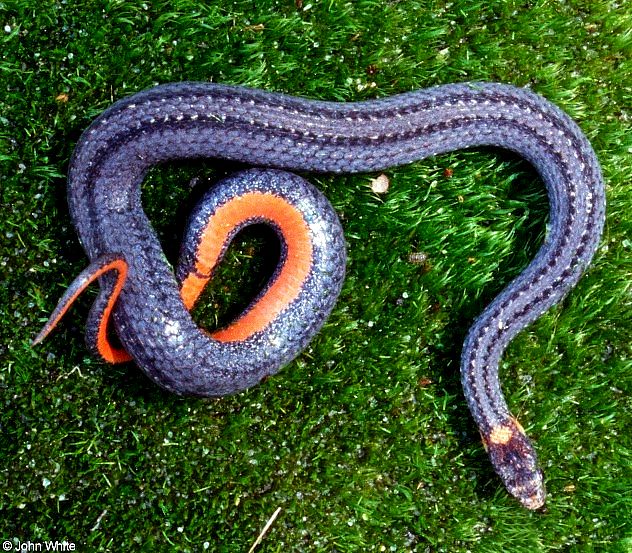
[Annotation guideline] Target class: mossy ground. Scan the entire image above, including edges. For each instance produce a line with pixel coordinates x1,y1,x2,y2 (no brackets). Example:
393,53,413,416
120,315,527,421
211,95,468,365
1,1,631,551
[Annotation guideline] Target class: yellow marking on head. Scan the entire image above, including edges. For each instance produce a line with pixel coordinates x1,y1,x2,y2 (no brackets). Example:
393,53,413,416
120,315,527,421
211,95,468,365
487,417,528,446
488,424,515,445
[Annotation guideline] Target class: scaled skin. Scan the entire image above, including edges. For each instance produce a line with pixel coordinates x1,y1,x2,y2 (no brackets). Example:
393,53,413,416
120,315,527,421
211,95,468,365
37,82,605,508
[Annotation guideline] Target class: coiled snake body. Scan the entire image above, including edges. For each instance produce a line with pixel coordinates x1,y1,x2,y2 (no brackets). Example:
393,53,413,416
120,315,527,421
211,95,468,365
35,82,605,509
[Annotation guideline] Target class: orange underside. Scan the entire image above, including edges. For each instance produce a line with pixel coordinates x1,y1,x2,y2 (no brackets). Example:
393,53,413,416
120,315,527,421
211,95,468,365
34,257,132,363
179,191,313,342
36,193,313,363
95,259,132,363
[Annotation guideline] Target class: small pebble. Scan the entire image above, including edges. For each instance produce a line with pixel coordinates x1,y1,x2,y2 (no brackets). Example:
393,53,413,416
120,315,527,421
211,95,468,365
370,174,390,194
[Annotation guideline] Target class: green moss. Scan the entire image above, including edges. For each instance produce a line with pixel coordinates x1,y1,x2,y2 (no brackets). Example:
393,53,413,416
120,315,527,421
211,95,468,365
1,0,630,551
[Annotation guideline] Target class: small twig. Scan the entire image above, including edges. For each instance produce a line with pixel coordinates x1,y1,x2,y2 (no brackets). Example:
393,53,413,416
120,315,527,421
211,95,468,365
248,507,282,553
90,509,107,532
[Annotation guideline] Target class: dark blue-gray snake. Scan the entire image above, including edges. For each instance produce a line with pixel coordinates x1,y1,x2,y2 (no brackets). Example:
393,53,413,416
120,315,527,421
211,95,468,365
34,81,605,509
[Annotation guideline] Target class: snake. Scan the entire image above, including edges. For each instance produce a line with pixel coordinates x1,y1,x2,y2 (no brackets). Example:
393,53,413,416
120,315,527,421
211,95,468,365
33,81,605,510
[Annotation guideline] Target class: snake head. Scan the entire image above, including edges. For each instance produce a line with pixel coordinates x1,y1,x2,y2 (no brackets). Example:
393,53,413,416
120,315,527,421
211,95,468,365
483,417,546,510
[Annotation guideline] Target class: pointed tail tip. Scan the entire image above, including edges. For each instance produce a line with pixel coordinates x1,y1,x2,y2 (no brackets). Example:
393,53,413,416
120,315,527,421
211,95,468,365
31,329,47,347
31,320,55,347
